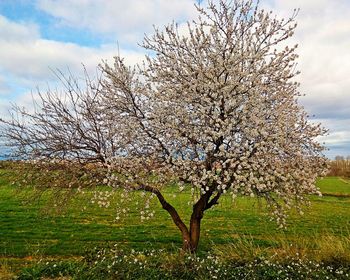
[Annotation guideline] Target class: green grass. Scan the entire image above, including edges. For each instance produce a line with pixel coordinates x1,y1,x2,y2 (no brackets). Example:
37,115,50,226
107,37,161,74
316,176,350,195
0,175,350,277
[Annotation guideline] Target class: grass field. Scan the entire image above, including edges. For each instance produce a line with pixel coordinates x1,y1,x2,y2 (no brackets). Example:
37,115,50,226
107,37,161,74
0,173,349,278
316,177,350,195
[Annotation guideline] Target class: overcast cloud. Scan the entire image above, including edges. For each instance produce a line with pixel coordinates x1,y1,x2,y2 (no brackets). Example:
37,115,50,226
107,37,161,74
0,0,349,158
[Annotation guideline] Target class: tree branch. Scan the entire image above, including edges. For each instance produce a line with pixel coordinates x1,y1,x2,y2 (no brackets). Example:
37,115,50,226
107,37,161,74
205,191,222,210
136,184,190,239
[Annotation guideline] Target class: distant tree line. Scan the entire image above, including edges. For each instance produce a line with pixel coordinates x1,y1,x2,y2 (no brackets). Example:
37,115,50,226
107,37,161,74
328,156,350,177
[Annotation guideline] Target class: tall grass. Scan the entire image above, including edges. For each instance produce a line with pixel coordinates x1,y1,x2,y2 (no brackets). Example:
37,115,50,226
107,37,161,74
15,244,350,280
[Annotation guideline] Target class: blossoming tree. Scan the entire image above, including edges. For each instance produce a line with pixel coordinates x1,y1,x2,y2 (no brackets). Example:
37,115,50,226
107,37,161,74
1,0,328,252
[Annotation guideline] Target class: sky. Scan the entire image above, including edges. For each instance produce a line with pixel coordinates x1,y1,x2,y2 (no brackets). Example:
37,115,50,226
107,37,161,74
0,0,349,159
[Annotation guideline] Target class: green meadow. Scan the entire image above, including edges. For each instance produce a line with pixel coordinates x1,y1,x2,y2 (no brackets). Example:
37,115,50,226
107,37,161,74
0,171,349,278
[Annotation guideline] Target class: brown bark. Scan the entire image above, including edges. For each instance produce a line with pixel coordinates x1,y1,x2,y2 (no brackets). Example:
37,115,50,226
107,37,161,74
187,190,223,252
138,184,191,250
187,191,211,252
189,216,202,252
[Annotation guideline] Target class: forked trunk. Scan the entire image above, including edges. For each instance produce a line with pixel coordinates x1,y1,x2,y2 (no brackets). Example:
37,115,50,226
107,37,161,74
182,191,209,252
146,183,211,254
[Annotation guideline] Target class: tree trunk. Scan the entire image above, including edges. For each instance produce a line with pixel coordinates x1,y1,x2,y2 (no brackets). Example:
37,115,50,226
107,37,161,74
189,215,202,252
180,216,202,253
183,191,210,252
181,231,192,252
180,189,222,253
185,201,205,252
141,184,216,254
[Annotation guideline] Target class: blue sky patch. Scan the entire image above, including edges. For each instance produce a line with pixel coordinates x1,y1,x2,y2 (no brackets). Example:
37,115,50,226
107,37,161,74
0,1,104,47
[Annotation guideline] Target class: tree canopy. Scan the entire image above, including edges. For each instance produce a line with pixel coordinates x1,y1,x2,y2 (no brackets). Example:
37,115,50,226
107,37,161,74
1,0,328,252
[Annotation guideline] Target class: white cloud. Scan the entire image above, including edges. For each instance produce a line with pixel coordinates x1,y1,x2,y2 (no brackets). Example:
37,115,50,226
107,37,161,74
0,75,10,95
0,15,40,42
0,17,122,78
0,15,144,93
36,0,198,44
315,118,350,157
0,13,145,127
